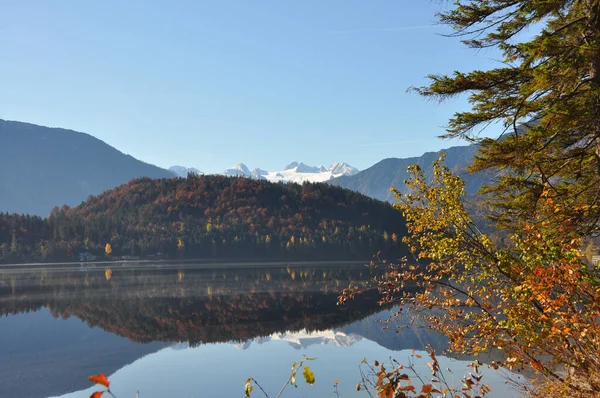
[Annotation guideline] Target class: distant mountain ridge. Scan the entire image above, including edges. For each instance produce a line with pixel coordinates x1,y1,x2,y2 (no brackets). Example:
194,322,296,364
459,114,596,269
1,118,486,217
0,119,175,216
331,145,491,202
219,161,359,183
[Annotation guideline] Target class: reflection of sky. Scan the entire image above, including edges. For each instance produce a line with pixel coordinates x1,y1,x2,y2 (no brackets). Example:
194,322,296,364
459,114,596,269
51,335,527,398
1,266,528,398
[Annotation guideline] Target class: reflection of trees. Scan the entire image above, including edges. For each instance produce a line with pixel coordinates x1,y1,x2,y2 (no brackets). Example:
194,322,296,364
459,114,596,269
45,290,385,345
0,265,387,345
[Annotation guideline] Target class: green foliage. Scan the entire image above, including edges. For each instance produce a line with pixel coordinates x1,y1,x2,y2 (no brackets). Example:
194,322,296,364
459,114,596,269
0,212,49,262
412,0,600,237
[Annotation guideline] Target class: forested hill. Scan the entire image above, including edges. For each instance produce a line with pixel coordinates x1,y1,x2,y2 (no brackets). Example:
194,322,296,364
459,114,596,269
0,175,407,263
0,119,174,216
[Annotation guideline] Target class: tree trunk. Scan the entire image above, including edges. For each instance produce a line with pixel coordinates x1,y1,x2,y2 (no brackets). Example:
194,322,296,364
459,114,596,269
588,1,600,174
596,137,600,175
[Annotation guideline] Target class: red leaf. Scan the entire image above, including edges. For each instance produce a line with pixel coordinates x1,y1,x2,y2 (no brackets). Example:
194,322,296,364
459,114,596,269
88,373,110,388
90,392,105,398
531,360,544,372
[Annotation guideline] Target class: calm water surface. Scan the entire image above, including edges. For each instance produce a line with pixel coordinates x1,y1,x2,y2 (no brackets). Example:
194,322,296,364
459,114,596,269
0,262,526,398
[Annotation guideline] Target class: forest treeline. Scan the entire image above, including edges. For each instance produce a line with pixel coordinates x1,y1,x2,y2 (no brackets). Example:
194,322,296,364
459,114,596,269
0,175,407,263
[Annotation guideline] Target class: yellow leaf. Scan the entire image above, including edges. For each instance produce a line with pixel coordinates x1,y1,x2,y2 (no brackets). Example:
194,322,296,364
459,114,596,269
302,366,315,385
244,378,253,398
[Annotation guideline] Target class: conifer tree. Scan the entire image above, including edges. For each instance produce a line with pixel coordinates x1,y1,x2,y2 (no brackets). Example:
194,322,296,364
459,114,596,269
414,0,600,234
10,233,18,254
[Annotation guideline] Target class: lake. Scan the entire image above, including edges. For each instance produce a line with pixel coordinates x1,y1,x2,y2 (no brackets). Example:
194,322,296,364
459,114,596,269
0,262,527,398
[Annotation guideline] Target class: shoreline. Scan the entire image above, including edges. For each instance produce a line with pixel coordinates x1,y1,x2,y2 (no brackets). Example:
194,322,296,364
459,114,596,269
0,258,370,272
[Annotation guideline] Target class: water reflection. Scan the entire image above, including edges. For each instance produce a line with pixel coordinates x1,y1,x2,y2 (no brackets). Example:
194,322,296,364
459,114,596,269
0,262,524,398
1,262,389,345
54,341,524,398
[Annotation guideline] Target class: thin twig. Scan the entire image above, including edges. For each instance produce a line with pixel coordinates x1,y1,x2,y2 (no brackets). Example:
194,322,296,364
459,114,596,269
251,378,271,398
275,358,305,398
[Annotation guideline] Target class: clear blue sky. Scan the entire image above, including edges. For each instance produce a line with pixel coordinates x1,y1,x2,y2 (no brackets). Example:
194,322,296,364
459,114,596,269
0,1,502,173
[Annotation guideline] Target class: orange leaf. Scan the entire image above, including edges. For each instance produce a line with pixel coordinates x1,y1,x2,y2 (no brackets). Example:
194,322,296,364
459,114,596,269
531,360,544,372
88,373,110,388
421,384,433,393
90,392,105,398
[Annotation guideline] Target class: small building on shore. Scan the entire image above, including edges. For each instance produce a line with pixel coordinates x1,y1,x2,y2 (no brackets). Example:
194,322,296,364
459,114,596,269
78,252,97,262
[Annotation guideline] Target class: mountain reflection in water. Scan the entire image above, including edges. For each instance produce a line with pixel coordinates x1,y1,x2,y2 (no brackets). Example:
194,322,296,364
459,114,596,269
0,262,525,398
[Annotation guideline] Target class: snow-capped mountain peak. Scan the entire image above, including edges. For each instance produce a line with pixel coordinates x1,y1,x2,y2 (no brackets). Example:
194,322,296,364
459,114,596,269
223,163,252,177
284,161,300,170
170,161,359,183
252,168,268,180
284,162,328,174
256,161,358,183
295,162,322,174
169,166,203,177
233,163,251,173
328,162,359,176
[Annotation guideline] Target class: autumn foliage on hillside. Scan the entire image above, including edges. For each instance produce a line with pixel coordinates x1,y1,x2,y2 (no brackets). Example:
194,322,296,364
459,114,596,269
0,175,407,263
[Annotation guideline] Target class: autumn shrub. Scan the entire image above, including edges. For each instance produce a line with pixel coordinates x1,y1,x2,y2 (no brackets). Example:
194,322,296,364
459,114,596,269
353,348,512,398
345,157,600,396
